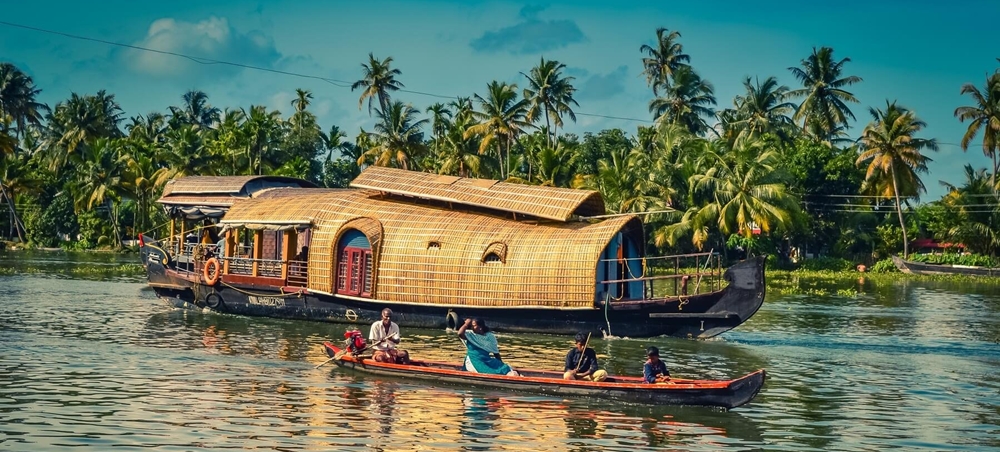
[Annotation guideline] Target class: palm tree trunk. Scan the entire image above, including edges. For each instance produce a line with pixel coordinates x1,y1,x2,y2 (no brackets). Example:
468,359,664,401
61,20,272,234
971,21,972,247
990,149,1000,193
107,199,123,249
0,183,25,243
544,109,553,148
891,164,908,259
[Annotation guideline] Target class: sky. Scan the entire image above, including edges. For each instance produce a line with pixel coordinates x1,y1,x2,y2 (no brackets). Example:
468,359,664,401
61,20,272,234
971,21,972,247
2,0,998,200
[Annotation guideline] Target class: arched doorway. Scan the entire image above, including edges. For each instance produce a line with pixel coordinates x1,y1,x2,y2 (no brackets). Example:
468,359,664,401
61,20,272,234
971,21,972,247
336,229,373,297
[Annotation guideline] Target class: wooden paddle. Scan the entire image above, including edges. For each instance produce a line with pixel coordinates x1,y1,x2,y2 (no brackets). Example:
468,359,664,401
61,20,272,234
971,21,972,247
575,332,592,370
315,336,390,369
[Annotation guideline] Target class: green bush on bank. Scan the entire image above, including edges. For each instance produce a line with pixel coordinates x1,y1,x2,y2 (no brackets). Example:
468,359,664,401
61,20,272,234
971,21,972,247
869,258,898,273
908,253,997,267
797,256,855,272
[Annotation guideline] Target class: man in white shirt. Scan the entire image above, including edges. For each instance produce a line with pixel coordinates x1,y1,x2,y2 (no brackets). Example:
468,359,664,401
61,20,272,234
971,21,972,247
369,308,409,364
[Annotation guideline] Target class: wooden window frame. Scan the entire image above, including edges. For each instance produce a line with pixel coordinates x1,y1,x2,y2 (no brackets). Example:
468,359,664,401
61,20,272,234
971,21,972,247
337,246,373,297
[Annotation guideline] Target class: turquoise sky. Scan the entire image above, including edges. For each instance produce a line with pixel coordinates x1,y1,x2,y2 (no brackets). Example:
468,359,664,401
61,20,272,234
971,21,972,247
2,0,997,200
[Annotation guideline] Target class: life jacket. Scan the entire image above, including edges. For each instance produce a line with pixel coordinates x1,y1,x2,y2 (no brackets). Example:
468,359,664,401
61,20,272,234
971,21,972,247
343,330,366,353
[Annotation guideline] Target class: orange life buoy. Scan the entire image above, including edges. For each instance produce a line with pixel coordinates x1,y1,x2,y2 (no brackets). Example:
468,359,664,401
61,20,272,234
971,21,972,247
203,257,221,285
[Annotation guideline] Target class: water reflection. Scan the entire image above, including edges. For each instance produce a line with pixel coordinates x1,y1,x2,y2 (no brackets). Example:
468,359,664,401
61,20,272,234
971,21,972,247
460,396,502,449
3,255,1000,450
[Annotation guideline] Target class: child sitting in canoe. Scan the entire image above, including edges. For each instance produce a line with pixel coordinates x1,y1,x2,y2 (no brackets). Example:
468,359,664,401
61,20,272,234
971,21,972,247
644,346,672,383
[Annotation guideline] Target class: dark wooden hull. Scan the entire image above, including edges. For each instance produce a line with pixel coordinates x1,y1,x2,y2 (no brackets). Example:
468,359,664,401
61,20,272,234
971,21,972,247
321,342,765,409
891,256,1000,277
140,237,765,339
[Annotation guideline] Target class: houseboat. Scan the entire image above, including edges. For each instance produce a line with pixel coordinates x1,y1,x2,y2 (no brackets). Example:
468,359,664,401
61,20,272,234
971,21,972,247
139,167,766,339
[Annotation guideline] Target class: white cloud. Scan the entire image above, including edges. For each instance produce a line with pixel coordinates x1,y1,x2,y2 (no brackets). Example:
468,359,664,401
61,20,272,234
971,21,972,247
124,17,281,78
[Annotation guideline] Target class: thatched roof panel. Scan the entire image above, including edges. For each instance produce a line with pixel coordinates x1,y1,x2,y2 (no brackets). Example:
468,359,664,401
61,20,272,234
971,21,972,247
350,167,605,221
163,176,315,198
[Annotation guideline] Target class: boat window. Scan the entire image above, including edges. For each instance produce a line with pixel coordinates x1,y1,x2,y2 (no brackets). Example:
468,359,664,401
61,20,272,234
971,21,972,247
428,241,441,250
481,242,508,264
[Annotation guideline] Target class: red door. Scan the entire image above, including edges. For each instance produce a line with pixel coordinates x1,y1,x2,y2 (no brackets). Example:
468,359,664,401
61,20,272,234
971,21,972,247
337,246,372,297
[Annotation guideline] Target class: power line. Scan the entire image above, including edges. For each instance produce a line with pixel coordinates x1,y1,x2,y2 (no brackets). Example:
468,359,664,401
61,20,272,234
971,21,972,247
5,20,996,134
0,20,655,124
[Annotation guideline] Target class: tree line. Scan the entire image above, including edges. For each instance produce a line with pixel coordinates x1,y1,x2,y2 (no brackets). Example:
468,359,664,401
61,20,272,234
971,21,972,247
2,28,999,263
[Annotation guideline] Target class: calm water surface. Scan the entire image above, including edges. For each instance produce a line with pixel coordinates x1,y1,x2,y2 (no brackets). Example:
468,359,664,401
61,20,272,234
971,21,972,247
1,251,998,451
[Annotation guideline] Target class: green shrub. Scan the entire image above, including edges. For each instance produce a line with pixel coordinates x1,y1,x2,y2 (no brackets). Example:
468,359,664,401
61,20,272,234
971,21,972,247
798,256,854,271
869,258,898,273
909,253,998,267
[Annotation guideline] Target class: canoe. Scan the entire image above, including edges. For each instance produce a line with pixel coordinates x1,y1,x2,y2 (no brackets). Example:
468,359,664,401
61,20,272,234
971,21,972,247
891,255,1000,277
321,342,766,409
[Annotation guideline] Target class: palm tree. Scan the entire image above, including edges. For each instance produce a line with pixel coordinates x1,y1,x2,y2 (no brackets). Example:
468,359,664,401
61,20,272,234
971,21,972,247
531,139,579,187
72,137,125,248
360,101,428,170
0,63,49,138
351,53,404,116
168,90,220,129
426,102,452,155
787,47,863,142
0,150,39,242
289,88,318,130
731,76,797,142
521,58,578,146
155,125,219,184
656,136,796,250
585,144,664,214
241,105,283,174
856,101,938,258
954,71,1000,186
40,91,123,174
465,81,531,179
939,165,999,254
640,27,690,95
437,113,486,177
648,66,717,136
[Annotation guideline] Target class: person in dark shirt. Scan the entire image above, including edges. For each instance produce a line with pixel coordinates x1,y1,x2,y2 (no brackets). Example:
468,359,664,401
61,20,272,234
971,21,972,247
563,332,608,381
643,346,671,383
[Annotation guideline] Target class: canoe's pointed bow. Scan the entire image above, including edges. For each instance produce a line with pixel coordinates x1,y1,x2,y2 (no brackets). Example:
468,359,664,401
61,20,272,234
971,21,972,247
726,369,767,409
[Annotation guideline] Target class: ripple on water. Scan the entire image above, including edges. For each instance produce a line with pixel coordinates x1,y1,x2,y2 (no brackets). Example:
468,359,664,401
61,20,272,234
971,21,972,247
2,269,1000,450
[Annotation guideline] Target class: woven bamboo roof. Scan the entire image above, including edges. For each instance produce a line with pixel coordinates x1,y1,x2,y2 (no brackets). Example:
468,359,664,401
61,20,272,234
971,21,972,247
219,189,350,228
160,175,316,198
157,175,318,219
222,188,643,309
157,195,243,207
350,167,606,222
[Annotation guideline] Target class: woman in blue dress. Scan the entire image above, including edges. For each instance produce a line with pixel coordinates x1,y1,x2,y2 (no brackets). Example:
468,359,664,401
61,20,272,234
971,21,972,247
457,318,518,376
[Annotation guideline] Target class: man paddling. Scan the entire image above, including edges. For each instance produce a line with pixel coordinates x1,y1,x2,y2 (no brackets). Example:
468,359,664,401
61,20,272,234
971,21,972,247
563,332,608,382
369,308,409,364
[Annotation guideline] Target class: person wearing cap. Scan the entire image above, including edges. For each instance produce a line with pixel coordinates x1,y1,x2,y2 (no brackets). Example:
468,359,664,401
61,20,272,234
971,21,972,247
643,346,671,383
563,332,608,381
369,308,409,364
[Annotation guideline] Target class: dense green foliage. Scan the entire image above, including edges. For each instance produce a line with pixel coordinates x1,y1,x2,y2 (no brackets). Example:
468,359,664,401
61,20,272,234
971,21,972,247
1,36,999,264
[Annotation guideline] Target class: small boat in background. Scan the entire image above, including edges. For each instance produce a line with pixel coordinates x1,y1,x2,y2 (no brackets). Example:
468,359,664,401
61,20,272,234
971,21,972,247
321,342,766,409
891,255,1000,277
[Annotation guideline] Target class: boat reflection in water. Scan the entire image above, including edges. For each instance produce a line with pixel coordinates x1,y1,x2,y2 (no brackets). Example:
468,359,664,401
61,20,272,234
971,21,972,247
331,382,764,449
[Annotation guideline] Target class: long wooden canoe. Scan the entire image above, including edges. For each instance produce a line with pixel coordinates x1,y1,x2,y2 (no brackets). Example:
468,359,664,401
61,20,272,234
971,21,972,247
892,255,1000,276
321,342,766,409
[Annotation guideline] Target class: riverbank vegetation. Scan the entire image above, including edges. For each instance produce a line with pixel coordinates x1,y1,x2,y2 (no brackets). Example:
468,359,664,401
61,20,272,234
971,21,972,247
2,29,1000,269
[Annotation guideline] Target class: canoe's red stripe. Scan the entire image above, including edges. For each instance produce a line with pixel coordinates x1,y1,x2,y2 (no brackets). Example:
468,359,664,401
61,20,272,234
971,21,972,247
321,341,762,391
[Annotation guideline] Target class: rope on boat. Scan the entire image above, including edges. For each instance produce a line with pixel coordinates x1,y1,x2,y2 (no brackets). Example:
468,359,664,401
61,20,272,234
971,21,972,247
135,219,174,242
603,292,612,336
693,248,714,294
219,281,305,298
